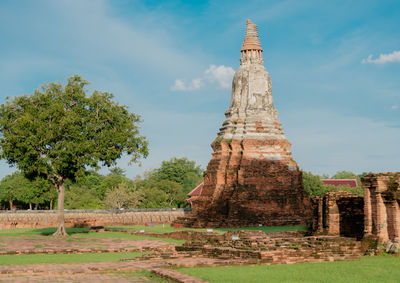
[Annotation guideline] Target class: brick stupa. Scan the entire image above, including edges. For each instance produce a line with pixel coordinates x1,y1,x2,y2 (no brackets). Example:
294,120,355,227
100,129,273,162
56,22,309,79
178,20,313,227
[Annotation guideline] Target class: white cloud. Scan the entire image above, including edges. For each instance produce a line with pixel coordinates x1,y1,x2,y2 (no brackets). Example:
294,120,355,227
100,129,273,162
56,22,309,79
362,50,400,64
204,65,235,89
392,105,398,110
171,64,235,91
171,78,203,91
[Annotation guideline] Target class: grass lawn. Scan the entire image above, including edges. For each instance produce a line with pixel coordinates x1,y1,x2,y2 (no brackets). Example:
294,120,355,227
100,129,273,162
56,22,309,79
177,256,400,283
105,224,309,235
0,227,185,244
0,251,145,265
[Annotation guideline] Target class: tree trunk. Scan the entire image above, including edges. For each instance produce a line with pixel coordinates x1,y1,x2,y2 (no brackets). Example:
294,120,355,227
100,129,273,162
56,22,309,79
53,182,67,237
8,199,13,210
34,203,38,210
50,199,53,210
29,203,32,210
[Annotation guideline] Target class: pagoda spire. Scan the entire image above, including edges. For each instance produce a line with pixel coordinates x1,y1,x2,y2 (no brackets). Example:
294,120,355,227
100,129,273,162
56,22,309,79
241,19,263,60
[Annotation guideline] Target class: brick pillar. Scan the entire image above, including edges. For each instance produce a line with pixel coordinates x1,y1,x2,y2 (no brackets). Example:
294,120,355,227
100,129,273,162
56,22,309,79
317,197,323,233
327,197,340,236
389,201,400,241
375,192,389,243
363,185,372,235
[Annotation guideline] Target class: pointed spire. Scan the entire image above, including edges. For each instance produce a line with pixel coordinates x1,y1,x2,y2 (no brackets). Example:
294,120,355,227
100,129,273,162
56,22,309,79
241,19,263,52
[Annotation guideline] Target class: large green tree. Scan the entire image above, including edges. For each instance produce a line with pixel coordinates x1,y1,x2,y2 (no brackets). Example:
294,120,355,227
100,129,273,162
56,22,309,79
152,157,203,194
0,75,148,236
0,172,28,209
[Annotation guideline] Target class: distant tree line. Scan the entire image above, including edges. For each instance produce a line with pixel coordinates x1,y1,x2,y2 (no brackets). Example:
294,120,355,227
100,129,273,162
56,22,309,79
0,157,203,210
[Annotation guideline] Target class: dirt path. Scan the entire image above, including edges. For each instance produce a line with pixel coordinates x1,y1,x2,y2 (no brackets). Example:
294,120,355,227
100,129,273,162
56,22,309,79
0,237,172,254
0,257,232,282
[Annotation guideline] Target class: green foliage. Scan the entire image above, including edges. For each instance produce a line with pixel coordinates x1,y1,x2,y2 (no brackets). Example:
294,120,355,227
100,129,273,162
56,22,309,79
177,256,400,283
139,185,170,208
65,185,104,209
152,157,202,188
0,75,148,184
108,167,126,176
0,172,52,209
98,173,133,199
0,76,148,233
331,170,357,179
302,171,326,198
0,252,145,266
103,182,143,209
302,171,363,198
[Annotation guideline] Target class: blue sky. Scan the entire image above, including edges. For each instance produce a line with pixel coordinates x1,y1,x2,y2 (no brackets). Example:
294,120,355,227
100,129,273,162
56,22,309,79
0,0,399,179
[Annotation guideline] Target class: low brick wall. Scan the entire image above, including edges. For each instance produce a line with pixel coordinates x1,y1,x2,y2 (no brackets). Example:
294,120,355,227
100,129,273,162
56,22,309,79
0,208,190,229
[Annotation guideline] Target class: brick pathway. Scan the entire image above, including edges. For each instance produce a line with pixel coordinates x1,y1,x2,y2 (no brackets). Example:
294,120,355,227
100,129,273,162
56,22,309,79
150,267,208,283
0,273,153,283
0,258,219,283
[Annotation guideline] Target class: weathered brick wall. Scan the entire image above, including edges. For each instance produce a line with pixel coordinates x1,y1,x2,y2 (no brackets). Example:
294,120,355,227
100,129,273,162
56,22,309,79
362,172,400,244
313,191,364,239
0,208,190,229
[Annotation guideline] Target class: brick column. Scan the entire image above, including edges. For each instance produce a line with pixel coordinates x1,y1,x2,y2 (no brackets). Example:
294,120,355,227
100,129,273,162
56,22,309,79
375,192,389,243
389,201,400,241
317,197,323,233
327,197,340,236
363,185,372,235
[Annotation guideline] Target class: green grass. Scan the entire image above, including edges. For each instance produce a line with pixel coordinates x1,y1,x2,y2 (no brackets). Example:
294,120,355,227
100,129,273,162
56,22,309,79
71,231,185,245
105,224,309,235
0,227,91,237
0,251,145,265
0,227,184,244
177,256,400,283
105,224,209,234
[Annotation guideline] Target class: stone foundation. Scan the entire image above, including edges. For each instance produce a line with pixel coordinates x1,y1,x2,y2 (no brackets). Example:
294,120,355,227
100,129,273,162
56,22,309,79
0,208,189,229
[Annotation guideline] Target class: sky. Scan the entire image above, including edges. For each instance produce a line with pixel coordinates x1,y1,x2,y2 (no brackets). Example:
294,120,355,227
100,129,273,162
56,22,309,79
0,0,399,179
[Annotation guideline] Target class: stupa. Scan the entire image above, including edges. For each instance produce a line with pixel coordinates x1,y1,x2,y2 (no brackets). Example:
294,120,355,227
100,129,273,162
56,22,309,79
179,20,312,227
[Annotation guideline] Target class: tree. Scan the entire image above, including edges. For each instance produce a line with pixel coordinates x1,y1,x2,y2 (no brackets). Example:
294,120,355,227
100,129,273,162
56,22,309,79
302,171,325,198
331,170,357,179
154,180,186,206
103,182,143,209
108,167,126,176
0,172,29,209
0,75,148,236
21,176,52,210
152,157,203,194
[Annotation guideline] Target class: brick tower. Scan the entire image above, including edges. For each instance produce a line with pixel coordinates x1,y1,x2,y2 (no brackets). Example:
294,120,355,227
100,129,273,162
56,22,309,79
179,20,312,227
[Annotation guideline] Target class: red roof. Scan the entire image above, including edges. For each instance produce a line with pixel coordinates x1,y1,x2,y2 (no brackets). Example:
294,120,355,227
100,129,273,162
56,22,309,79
188,182,203,197
321,179,358,188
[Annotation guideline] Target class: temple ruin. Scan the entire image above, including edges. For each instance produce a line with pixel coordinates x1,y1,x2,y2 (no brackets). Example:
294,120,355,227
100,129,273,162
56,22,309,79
176,19,313,227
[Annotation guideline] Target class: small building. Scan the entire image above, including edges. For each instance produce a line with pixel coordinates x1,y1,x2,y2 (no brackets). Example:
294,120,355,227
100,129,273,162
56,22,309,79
321,179,358,187
187,182,203,206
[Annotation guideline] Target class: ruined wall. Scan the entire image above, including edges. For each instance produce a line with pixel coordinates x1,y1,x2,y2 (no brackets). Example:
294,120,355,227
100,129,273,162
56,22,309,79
362,172,400,244
0,208,189,229
313,191,364,239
